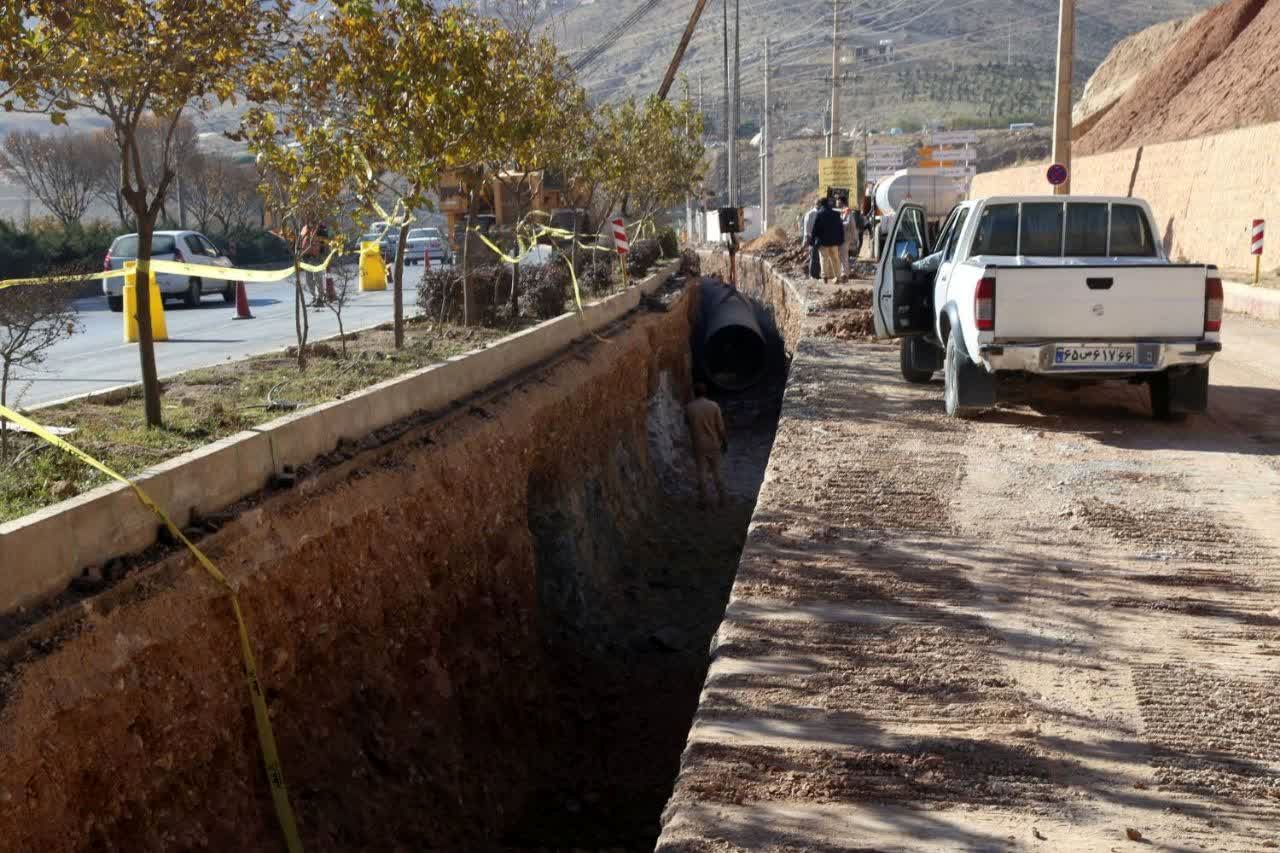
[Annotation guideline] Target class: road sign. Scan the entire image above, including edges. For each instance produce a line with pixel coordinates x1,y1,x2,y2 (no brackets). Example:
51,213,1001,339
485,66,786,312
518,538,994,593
818,157,860,196
1252,220,1265,255
928,130,980,147
612,218,629,255
1047,163,1069,186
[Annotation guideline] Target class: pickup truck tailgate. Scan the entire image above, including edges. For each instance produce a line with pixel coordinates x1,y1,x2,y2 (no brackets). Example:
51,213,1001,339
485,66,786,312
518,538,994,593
994,265,1207,340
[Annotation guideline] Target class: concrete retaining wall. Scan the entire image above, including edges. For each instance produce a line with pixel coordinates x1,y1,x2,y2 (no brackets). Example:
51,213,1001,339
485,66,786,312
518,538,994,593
969,121,1280,279
0,261,681,614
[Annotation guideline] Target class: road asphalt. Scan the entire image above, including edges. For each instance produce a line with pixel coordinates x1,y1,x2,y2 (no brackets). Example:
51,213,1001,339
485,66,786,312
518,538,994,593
14,266,431,409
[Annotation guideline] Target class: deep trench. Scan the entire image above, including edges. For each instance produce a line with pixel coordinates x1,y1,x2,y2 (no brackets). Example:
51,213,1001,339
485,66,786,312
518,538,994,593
506,345,787,849
0,281,788,853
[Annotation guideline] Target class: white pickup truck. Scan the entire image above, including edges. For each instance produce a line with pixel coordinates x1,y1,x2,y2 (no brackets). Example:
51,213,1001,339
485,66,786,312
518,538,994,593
873,196,1223,419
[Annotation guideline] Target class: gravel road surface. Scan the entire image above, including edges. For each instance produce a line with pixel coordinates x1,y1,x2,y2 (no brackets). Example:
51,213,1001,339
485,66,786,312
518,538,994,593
659,283,1280,851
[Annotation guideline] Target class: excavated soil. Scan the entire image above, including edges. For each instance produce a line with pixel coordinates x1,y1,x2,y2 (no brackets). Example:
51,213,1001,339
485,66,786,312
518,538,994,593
1077,0,1280,155
0,282,789,852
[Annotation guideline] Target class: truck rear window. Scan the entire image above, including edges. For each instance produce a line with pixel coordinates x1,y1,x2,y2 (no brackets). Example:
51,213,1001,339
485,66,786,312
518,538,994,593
1110,205,1157,256
971,204,1018,255
971,202,1158,257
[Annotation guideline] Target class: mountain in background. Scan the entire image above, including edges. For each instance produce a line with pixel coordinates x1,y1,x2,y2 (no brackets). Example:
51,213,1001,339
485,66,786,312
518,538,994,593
548,0,1217,135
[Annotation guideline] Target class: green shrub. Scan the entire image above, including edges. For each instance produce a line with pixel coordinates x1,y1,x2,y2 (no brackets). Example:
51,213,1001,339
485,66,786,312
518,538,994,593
519,261,569,320
627,238,661,278
657,226,679,258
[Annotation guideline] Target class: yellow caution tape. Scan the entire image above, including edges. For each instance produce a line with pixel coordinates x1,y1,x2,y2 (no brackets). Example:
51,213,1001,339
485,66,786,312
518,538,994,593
0,250,341,292
0,404,305,853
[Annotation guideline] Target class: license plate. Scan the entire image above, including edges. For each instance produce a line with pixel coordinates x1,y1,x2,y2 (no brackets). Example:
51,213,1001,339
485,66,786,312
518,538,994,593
1053,344,1137,369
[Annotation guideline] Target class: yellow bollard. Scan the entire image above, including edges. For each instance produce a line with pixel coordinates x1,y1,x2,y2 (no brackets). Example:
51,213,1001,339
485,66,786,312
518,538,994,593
122,261,169,343
359,241,387,292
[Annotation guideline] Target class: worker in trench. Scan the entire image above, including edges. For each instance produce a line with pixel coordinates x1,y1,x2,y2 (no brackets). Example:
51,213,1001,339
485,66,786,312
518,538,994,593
686,383,729,508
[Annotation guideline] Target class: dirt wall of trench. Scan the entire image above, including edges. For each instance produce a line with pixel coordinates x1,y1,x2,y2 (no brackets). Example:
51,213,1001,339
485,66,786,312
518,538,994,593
0,292,694,852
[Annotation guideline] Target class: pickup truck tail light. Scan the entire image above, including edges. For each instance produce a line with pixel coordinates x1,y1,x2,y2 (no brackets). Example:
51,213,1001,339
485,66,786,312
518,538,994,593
103,250,111,271
975,276,996,331
1205,277,1223,333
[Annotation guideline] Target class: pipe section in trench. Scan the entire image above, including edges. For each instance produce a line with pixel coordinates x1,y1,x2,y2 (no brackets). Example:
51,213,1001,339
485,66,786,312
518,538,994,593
694,277,780,392
0,279,787,852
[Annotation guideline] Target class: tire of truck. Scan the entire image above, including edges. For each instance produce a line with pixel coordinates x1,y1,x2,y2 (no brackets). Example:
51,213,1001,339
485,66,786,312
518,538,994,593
900,337,937,384
943,334,980,419
107,295,124,313
1150,366,1208,421
222,284,235,304
183,278,202,308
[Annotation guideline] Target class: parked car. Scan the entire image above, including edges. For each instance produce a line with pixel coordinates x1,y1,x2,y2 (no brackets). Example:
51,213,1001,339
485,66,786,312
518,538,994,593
103,230,237,312
358,225,398,262
404,227,452,266
874,196,1222,420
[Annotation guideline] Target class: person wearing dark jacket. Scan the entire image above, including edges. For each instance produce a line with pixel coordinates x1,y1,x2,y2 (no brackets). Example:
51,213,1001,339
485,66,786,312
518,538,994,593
810,198,845,282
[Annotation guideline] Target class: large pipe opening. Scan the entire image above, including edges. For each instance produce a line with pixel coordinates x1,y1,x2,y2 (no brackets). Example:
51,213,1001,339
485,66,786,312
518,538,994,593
696,279,779,392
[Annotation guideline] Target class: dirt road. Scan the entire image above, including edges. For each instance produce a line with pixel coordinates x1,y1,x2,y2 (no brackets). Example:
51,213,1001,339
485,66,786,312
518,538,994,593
659,292,1280,851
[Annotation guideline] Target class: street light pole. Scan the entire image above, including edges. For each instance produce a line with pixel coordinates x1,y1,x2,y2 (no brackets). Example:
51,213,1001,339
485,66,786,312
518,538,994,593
1051,0,1075,195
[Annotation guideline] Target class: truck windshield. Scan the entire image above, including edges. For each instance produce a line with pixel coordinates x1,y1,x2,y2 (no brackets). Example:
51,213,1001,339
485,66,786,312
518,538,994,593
972,202,1157,257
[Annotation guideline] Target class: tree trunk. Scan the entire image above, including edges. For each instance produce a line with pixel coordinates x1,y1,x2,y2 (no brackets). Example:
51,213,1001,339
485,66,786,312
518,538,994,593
1,360,9,462
393,221,410,349
133,214,164,428
293,264,309,371
461,190,476,327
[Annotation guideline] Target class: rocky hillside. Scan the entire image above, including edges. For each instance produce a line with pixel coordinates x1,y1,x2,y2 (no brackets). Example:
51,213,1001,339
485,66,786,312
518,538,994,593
551,0,1217,132
1077,0,1280,155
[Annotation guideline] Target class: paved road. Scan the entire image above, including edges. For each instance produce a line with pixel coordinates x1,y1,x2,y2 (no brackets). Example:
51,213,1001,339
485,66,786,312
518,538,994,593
14,267,433,408
660,297,1280,850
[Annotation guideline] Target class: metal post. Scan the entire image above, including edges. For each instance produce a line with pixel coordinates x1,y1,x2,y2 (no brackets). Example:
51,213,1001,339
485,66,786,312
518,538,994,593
730,0,740,207
686,85,695,245
722,0,731,205
761,37,772,232
176,172,187,229
828,0,842,158
1051,0,1075,195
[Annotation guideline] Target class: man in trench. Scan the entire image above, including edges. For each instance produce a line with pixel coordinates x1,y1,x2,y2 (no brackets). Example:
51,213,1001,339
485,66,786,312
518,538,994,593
686,383,729,508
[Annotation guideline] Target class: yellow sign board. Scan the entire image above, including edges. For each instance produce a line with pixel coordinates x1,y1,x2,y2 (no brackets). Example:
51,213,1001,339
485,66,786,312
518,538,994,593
817,157,861,201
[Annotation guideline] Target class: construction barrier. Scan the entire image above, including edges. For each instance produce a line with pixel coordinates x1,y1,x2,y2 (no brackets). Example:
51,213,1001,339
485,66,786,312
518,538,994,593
121,261,168,343
359,242,387,292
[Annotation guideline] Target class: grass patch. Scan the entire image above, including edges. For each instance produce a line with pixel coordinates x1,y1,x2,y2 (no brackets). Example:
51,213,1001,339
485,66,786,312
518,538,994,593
0,318,510,523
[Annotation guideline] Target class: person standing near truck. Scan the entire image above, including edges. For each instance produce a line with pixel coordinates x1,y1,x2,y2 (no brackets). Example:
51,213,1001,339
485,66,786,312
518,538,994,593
811,198,845,282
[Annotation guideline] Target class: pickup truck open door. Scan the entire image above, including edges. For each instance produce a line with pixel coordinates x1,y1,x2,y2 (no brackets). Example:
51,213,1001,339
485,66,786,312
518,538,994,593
873,203,933,338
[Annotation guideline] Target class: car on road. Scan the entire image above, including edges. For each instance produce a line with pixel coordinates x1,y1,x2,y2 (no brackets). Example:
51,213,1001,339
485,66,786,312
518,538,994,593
874,195,1222,420
359,224,398,262
404,227,451,266
103,230,237,312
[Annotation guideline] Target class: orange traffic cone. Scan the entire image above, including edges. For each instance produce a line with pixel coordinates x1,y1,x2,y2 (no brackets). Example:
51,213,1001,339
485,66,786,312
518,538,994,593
232,281,254,320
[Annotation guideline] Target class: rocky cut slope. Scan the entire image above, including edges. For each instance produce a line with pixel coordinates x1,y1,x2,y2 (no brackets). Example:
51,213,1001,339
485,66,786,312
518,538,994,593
1076,0,1280,155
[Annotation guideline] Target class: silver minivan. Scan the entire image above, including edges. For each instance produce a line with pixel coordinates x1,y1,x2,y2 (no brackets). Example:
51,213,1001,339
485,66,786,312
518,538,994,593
103,230,237,312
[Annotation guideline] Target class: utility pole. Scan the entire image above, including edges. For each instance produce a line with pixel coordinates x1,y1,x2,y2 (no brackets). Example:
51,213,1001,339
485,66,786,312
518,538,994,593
760,37,772,231
686,85,695,245
1052,0,1075,195
729,0,740,206
722,0,731,204
827,0,842,158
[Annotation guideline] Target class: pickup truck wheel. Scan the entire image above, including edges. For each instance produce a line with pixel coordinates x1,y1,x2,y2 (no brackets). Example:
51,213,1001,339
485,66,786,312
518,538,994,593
943,335,978,419
107,295,124,313
1149,372,1196,421
183,278,202,308
900,338,936,384
222,285,235,304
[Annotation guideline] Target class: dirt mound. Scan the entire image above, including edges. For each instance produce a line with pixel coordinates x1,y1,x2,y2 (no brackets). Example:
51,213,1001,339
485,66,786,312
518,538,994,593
742,226,789,254
825,288,872,311
814,311,875,340
1073,13,1206,127
1077,0,1280,156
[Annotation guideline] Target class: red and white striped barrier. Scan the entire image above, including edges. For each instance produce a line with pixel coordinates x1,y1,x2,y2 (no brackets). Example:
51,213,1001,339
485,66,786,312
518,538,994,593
612,218,629,256
1252,219,1265,256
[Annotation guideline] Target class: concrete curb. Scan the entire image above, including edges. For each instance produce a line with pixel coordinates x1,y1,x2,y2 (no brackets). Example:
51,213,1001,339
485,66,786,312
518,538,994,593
0,260,682,614
1224,281,1280,323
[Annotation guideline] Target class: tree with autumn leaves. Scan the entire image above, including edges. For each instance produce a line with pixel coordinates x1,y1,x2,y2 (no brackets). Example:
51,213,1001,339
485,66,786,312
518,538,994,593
0,0,294,427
